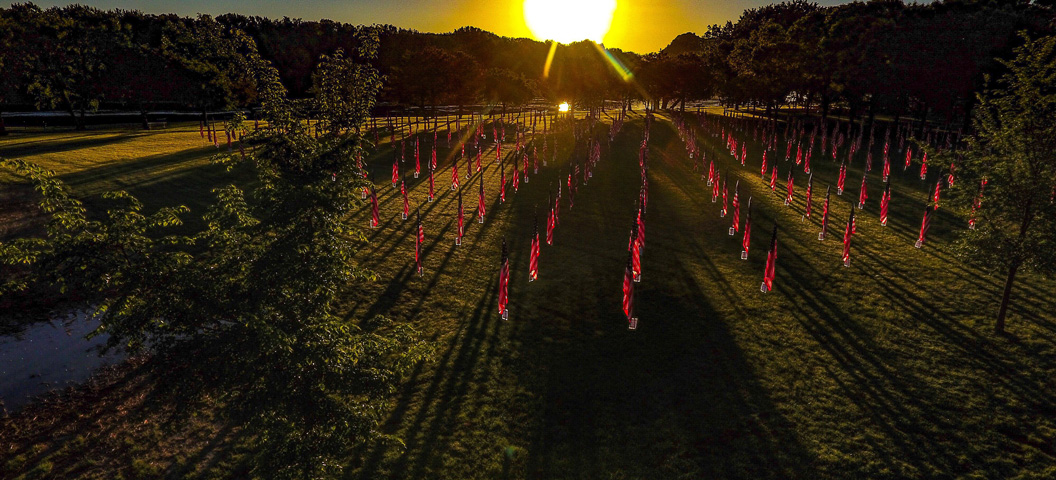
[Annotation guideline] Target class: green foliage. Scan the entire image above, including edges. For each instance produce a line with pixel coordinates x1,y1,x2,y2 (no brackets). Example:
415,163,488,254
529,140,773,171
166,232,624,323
312,30,383,135
387,46,480,108
0,21,427,480
951,34,1056,328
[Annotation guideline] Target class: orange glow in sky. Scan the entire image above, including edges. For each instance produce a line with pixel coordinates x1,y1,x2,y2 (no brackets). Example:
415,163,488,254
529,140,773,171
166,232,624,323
419,0,703,52
29,0,726,53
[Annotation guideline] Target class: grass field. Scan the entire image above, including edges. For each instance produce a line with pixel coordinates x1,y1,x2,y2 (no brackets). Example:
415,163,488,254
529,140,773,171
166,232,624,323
2,113,1056,479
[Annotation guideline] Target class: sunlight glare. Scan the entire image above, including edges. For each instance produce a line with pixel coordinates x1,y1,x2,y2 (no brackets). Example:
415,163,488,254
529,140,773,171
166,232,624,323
558,102,570,112
524,0,617,44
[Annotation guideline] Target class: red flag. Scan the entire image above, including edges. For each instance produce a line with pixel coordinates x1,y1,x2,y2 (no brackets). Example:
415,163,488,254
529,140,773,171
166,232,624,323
916,205,934,248
819,186,831,240
623,253,637,329
947,162,956,187
762,226,777,292
513,161,520,193
629,215,642,282
636,205,646,252
414,137,420,175
837,161,846,195
529,217,540,282
969,178,987,229
785,169,795,206
401,181,409,220
804,146,812,174
555,181,562,225
523,152,530,182
452,158,460,190
415,209,424,275
730,181,740,235
498,237,509,319
880,181,891,226
708,159,715,186
720,175,728,216
428,165,435,202
478,175,486,222
858,172,868,209
546,193,555,245
741,197,752,259
761,151,768,179
392,158,399,187
370,185,379,228
805,174,813,218
533,144,539,173
932,179,942,209
769,165,778,191
842,206,855,266
920,151,928,180
500,162,507,203
712,169,721,202
904,147,912,171
882,149,891,182
456,188,464,245
431,142,437,170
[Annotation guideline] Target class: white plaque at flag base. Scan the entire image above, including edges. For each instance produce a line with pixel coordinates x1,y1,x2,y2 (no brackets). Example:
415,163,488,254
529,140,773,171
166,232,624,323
479,216,484,224
741,251,748,260
402,213,407,220
915,240,922,248
818,233,825,241
760,282,769,293
729,227,735,236
455,238,461,246
501,310,508,321
628,318,638,330
414,173,419,178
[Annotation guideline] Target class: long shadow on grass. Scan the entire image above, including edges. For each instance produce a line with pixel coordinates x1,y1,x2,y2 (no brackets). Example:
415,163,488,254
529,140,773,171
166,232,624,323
514,120,815,478
0,131,148,159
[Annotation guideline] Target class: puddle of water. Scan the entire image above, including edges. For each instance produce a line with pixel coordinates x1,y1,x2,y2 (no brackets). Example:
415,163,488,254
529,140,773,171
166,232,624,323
0,310,124,413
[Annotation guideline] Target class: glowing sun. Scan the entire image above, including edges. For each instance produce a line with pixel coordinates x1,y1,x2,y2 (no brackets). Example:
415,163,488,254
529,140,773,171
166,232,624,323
524,0,617,44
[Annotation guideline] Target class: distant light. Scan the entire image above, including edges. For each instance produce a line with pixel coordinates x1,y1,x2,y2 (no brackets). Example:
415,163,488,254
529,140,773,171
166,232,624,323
558,102,570,113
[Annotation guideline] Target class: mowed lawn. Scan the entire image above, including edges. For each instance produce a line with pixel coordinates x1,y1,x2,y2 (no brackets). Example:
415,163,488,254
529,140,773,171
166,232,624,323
2,113,1055,480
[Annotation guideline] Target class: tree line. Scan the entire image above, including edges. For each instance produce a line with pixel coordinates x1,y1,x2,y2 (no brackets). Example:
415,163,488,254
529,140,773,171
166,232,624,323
3,1,1051,135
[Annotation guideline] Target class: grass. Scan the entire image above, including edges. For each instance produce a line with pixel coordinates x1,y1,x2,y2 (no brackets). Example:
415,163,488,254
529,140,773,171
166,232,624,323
2,112,1056,479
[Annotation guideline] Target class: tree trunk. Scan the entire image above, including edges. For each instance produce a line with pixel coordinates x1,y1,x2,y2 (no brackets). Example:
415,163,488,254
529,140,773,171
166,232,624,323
995,260,1020,334
141,111,150,130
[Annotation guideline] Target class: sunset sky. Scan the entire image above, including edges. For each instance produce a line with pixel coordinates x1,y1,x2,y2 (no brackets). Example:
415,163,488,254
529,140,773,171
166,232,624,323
13,0,866,53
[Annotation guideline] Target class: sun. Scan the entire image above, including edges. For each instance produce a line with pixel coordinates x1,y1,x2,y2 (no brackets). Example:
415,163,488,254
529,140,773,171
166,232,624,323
523,0,617,44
